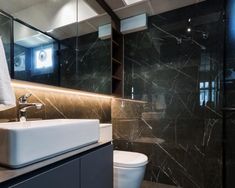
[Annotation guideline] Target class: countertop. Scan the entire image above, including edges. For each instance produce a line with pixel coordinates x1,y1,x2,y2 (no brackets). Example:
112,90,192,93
0,141,111,184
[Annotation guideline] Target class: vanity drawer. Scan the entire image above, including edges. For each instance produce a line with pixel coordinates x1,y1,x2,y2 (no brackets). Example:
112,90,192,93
81,144,113,188
1,144,113,188
10,158,80,188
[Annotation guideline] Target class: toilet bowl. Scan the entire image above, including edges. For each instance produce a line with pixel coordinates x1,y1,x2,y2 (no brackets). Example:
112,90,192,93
114,150,148,188
99,124,148,188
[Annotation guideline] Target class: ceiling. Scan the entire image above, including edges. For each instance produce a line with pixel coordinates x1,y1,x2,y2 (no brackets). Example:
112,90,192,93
104,0,205,18
0,0,205,40
0,0,48,14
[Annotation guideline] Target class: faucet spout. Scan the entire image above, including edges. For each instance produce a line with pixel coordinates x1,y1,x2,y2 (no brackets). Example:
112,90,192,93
18,93,43,122
20,103,43,112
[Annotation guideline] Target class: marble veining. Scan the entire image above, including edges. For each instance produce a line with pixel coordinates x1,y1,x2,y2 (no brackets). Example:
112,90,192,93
60,32,111,95
112,1,224,187
0,83,111,123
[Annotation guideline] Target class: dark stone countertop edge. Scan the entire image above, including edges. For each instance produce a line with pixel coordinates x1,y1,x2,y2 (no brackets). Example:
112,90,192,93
0,141,112,183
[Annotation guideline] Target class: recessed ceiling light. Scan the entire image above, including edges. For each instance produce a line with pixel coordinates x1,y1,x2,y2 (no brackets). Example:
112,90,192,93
123,0,144,5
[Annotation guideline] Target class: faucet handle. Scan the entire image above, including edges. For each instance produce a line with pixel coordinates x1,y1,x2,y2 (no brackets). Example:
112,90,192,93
18,93,32,103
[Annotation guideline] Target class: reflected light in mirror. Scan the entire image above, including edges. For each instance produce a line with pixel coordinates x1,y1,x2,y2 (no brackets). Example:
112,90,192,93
54,0,77,28
123,0,144,5
78,0,98,22
47,29,54,33
50,0,98,32
34,47,53,69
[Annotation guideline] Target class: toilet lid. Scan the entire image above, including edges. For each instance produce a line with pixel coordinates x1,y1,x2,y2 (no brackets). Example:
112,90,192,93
114,150,148,168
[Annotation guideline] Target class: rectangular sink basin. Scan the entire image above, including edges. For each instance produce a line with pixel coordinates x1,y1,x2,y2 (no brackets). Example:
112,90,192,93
0,119,99,168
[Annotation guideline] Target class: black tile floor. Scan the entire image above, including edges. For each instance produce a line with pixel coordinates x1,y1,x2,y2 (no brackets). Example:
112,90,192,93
141,181,177,188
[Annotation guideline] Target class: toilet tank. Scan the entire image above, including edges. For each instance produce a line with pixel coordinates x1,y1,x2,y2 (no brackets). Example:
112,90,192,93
99,123,112,142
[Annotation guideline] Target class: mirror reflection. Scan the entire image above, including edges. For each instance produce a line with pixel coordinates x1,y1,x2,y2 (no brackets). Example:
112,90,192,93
0,12,11,71
60,1,111,93
0,0,112,94
14,21,59,85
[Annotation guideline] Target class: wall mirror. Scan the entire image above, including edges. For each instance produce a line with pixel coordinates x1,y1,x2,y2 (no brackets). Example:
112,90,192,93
14,20,59,86
0,0,112,94
0,12,11,71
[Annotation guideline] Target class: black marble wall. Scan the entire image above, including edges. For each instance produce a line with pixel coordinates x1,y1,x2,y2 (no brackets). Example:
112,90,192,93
112,1,224,188
225,0,235,187
60,32,111,94
0,81,111,123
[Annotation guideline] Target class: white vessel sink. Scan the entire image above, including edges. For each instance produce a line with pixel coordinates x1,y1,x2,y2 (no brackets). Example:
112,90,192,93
0,119,99,168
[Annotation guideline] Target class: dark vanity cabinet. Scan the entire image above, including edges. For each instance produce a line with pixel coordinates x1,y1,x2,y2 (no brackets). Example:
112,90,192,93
4,144,113,188
10,159,80,188
80,144,113,188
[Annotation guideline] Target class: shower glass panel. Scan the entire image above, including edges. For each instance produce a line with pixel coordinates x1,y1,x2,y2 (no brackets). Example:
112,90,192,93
113,0,225,187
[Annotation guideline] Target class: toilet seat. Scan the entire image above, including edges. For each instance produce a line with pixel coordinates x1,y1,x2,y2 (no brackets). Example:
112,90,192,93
114,150,148,168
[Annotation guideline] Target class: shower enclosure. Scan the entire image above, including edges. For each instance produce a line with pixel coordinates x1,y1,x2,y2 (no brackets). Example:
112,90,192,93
112,0,234,187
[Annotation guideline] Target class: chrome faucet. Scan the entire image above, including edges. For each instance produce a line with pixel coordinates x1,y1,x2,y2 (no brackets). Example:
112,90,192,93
18,93,43,122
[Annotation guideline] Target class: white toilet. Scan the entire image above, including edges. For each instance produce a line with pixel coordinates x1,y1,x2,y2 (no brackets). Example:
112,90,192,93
99,124,148,188
114,150,148,188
